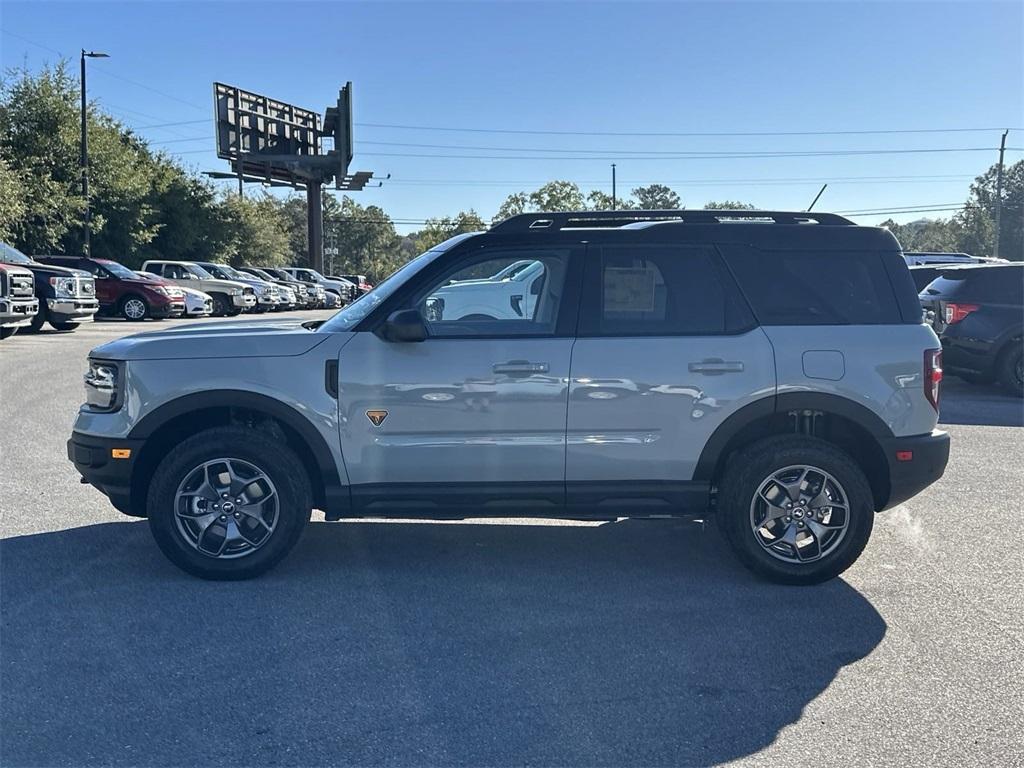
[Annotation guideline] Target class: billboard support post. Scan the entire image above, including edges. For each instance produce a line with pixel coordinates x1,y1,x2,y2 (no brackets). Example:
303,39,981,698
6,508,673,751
307,179,324,273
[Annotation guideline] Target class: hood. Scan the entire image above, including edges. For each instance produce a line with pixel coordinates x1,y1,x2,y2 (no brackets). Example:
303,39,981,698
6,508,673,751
24,261,91,278
90,318,331,361
195,277,250,291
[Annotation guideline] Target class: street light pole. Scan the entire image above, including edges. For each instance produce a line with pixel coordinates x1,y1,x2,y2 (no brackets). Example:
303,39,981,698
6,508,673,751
611,163,617,210
80,49,109,257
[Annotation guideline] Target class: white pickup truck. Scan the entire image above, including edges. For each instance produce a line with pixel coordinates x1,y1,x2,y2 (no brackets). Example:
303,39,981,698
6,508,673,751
425,259,545,321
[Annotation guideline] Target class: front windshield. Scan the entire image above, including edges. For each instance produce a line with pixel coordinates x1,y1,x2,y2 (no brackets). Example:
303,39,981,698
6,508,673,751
319,233,480,332
187,264,213,279
100,260,141,280
319,250,444,332
0,242,33,265
220,265,251,281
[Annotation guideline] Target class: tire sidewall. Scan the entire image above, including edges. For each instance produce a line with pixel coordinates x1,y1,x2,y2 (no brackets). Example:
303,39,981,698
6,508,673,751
211,294,230,316
120,294,149,321
718,437,875,585
147,428,311,579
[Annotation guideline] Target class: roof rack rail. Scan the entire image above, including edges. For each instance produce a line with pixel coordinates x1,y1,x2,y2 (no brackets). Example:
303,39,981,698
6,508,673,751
490,209,855,233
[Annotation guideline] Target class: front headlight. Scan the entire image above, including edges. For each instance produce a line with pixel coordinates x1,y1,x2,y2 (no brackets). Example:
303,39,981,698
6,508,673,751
49,276,76,298
84,359,122,412
153,286,170,296
231,288,243,296
259,286,273,296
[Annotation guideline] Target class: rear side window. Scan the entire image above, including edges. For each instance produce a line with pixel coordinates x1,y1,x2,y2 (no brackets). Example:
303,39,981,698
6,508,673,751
579,245,752,336
724,248,902,325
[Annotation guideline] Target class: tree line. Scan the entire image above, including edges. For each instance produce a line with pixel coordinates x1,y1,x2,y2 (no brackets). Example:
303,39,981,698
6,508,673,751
2,64,1019,285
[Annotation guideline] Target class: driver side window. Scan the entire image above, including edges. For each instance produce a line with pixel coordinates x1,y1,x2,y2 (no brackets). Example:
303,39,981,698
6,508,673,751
411,249,570,338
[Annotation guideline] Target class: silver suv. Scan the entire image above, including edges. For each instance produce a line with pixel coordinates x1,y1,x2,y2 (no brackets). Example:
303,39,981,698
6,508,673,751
68,210,950,584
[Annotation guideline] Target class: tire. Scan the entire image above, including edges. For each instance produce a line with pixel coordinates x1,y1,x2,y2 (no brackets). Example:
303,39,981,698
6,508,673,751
716,435,875,585
50,320,80,331
210,293,231,317
997,343,1023,397
0,325,17,340
119,294,150,321
146,426,312,580
25,308,46,333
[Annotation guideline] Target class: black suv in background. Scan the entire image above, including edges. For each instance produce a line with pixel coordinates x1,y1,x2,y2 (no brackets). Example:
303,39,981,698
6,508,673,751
920,263,1023,395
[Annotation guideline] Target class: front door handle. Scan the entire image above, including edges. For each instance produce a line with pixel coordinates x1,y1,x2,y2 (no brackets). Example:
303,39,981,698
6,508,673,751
689,359,744,375
493,360,549,375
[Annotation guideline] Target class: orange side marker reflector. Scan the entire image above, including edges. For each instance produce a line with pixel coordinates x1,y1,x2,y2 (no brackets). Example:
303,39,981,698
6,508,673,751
111,449,132,459
895,450,913,462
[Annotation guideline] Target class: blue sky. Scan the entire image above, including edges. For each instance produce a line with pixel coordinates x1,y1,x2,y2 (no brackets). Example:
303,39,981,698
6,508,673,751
2,1,1021,233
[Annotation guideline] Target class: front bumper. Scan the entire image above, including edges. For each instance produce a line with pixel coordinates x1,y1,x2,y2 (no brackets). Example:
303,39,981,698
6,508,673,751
68,431,145,516
48,297,100,320
152,299,186,318
0,298,40,327
880,429,950,510
232,294,257,309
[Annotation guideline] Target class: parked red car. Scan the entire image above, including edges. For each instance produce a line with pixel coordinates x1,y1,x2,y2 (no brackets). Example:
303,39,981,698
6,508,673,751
37,256,185,320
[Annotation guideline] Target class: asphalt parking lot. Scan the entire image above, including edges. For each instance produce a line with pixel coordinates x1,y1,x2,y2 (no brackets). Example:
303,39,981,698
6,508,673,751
1,314,1022,767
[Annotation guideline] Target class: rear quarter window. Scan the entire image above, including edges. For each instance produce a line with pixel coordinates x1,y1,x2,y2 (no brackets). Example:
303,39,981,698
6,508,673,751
723,247,904,325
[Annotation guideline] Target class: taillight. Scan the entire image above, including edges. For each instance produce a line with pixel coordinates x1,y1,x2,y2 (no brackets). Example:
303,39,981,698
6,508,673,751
924,348,942,411
944,302,979,325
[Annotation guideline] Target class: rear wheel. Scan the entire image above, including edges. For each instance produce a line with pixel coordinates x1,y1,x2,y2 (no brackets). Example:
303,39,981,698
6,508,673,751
120,294,149,321
997,343,1023,397
146,426,312,580
716,435,874,585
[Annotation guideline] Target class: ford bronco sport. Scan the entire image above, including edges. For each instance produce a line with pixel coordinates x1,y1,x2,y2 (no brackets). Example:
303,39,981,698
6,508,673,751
68,210,950,584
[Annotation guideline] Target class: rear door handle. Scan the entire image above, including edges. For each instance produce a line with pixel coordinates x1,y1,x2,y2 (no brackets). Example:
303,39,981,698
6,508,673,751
493,360,549,375
689,359,744,375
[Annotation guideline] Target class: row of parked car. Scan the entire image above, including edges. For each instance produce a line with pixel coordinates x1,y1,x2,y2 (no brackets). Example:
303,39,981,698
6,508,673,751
0,241,372,340
905,252,1023,396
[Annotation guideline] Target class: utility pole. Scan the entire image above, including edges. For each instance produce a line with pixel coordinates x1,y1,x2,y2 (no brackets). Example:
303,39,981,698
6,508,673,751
307,180,324,272
80,49,109,256
611,164,617,210
994,129,1008,259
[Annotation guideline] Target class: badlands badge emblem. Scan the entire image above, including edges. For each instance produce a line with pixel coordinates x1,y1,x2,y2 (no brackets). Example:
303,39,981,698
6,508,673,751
366,410,389,427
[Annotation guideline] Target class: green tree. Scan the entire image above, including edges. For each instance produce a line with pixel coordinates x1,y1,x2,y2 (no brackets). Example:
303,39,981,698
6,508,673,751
327,196,402,281
218,192,292,266
704,200,757,210
529,180,585,211
0,63,85,253
955,161,1023,260
0,156,27,243
414,209,486,253
878,218,959,253
586,190,636,210
493,192,529,223
632,183,682,209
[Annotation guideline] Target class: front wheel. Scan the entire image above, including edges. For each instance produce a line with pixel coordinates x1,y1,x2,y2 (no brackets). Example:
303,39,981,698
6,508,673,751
120,295,150,321
0,325,17,340
146,426,312,579
716,435,874,585
997,344,1023,397
50,320,80,331
210,293,232,317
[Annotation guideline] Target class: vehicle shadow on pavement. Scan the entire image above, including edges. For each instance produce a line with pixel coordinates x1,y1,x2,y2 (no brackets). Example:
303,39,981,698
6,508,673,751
1,518,885,767
938,380,1024,427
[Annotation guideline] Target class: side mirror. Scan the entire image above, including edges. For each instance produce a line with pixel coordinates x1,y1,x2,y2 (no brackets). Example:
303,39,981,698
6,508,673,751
381,309,427,342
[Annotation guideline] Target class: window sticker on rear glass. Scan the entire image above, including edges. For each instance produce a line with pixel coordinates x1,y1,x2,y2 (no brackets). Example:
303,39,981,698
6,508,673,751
604,267,656,312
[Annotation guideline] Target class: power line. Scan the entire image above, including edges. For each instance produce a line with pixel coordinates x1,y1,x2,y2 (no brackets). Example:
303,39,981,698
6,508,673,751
0,27,207,111
357,140,1021,157
358,147,1021,161
357,121,1021,138
382,173,973,184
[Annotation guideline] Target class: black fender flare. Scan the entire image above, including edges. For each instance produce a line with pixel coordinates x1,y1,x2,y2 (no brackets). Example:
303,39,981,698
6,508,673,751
129,389,344,505
693,392,894,482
